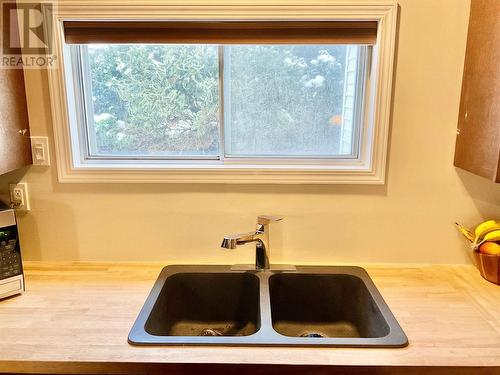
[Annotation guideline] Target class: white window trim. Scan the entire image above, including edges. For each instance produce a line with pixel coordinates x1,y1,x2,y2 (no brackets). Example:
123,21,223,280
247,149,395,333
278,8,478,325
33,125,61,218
47,0,398,184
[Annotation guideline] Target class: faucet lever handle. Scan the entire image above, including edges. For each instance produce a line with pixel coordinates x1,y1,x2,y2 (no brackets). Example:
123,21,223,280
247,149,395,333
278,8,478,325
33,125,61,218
257,215,283,225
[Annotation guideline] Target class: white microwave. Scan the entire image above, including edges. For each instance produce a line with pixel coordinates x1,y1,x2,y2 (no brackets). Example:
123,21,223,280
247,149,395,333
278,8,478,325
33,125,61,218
0,208,24,299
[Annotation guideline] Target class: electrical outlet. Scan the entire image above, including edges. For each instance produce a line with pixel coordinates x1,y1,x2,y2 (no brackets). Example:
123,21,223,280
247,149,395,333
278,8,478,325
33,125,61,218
9,183,30,211
30,136,50,166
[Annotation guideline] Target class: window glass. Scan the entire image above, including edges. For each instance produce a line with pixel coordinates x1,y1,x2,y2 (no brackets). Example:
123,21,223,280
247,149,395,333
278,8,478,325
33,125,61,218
78,43,365,160
87,44,220,157
225,45,358,157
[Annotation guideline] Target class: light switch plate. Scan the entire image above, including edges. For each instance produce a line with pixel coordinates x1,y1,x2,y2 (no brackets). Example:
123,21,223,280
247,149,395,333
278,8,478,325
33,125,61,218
30,136,50,166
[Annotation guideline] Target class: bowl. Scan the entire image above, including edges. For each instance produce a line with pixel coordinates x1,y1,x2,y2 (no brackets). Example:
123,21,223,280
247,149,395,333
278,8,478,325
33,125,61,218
473,250,500,285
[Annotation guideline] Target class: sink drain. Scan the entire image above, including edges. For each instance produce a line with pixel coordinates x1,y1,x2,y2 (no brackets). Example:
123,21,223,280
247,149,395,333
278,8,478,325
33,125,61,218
300,331,328,338
199,328,223,336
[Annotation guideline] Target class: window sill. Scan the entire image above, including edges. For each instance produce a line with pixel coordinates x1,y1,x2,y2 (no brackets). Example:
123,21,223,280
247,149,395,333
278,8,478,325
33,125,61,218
57,161,386,184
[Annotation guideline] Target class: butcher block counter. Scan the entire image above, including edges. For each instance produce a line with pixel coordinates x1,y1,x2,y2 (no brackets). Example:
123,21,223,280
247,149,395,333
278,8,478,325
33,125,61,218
0,262,499,374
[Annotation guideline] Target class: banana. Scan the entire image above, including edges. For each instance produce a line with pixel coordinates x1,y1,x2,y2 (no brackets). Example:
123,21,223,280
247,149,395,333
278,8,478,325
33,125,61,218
474,220,498,236
476,229,500,247
455,222,475,242
474,220,500,241
455,220,500,249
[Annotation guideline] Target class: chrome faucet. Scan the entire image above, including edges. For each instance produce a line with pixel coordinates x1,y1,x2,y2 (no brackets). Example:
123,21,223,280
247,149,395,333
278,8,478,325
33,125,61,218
221,215,283,270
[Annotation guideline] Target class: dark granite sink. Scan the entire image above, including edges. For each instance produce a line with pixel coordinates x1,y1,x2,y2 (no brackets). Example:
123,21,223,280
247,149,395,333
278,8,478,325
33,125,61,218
128,265,408,347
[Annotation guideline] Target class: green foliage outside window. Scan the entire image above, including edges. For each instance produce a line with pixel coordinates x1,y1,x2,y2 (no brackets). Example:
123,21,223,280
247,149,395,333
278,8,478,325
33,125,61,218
87,44,348,157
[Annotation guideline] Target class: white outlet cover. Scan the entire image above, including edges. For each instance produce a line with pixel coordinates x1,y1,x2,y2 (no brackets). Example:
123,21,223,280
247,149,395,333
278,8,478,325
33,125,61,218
30,136,50,166
9,183,30,211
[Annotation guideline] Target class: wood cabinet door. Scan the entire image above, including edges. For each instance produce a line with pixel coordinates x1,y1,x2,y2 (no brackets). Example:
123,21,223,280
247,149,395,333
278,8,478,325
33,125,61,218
454,0,500,182
0,67,32,175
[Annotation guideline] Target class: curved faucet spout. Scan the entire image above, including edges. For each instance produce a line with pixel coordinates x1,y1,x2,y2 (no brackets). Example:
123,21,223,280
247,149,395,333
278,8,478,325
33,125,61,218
220,216,282,270
220,231,263,250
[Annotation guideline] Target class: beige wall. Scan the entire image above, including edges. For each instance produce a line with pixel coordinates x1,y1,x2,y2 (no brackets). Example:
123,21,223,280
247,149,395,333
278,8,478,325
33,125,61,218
1,0,499,264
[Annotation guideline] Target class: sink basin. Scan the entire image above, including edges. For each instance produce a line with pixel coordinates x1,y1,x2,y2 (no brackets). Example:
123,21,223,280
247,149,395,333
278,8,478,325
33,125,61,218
269,273,389,339
129,265,407,347
145,272,260,337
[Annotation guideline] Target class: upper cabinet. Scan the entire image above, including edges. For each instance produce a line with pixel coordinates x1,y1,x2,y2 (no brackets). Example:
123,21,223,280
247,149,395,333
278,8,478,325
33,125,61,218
454,0,500,182
0,68,32,175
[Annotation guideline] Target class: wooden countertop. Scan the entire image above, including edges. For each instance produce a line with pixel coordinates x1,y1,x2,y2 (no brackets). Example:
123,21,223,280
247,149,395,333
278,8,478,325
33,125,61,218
0,262,499,374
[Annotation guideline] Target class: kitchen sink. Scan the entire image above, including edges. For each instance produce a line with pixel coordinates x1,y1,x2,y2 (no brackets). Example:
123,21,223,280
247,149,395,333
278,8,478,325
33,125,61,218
128,265,408,347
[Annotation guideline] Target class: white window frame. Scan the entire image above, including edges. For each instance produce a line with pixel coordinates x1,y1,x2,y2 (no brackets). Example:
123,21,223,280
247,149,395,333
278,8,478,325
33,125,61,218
47,0,398,184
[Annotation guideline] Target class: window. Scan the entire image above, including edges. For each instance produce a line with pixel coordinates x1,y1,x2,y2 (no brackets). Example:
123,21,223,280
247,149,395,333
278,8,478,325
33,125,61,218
73,43,367,160
49,4,398,183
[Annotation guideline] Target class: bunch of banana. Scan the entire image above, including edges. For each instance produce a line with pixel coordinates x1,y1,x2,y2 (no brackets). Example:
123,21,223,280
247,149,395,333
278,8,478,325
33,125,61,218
455,220,500,251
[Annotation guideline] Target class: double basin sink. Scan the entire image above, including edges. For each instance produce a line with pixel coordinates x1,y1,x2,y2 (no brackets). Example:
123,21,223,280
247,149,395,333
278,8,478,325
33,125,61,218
128,265,408,347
